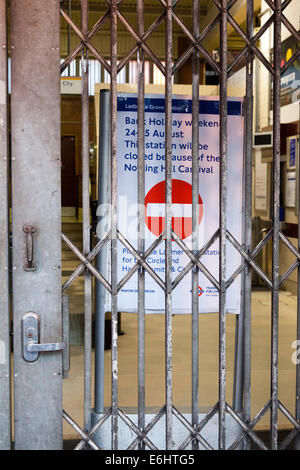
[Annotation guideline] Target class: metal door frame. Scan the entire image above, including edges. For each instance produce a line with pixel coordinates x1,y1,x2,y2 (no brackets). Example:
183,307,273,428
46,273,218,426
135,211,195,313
0,0,11,451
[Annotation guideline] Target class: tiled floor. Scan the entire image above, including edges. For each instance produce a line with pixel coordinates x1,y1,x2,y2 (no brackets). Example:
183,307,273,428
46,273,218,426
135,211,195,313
62,222,300,439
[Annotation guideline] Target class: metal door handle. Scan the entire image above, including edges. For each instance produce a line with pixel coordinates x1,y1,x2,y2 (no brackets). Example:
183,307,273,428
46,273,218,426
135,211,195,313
27,342,65,353
23,224,37,271
22,312,65,362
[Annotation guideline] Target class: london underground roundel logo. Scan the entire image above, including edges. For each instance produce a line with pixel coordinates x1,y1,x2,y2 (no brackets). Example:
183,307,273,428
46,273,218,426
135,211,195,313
144,179,203,240
198,286,204,296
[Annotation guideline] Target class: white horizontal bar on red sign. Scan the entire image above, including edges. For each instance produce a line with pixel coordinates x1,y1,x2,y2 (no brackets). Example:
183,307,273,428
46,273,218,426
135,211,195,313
146,203,203,218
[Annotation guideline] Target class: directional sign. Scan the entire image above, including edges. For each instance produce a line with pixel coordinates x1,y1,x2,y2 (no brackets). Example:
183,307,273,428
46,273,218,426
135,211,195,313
145,179,203,240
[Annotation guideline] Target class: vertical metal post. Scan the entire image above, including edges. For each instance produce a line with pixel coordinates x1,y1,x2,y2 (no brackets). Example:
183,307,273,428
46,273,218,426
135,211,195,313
137,0,146,449
191,0,200,451
94,90,110,415
219,0,228,451
295,102,300,450
81,0,92,433
110,0,119,451
243,0,254,450
68,0,71,76
11,0,62,449
0,0,11,450
232,0,254,449
165,0,173,450
271,0,281,450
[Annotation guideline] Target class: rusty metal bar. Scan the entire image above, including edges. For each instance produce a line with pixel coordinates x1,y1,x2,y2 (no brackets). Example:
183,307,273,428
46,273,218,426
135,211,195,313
227,13,275,77
117,231,166,291
270,0,281,450
137,0,146,449
295,102,300,451
63,411,101,450
242,0,254,450
81,0,92,433
60,10,111,74
168,6,221,76
267,0,281,450
279,260,299,287
226,12,274,76
226,228,273,289
228,400,271,450
75,410,112,450
117,235,165,291
165,0,173,450
172,234,220,290
191,0,200,450
171,229,220,290
177,403,219,450
61,7,111,73
172,407,213,450
226,231,273,289
67,0,71,75
118,408,158,450
218,0,228,450
226,403,269,450
172,13,221,75
127,406,166,450
62,231,111,292
117,12,166,74
116,9,166,76
61,233,112,292
110,0,119,450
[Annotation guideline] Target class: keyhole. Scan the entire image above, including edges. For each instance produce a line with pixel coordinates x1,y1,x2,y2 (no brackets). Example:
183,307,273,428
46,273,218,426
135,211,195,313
26,328,36,339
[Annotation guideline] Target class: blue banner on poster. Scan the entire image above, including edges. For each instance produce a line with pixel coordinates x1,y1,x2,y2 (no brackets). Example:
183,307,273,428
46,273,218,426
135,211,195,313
290,138,296,167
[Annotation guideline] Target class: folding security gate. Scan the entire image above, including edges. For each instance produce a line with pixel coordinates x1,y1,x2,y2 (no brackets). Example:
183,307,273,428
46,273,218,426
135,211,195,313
1,0,300,451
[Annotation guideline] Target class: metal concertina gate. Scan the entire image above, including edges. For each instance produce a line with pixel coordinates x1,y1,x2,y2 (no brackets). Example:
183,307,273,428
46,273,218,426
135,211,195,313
0,0,300,451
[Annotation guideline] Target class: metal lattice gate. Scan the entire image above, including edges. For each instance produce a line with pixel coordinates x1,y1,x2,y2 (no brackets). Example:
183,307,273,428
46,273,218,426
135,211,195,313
1,0,300,450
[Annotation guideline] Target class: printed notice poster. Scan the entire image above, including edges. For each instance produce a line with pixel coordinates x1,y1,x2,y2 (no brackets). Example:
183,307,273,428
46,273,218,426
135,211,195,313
101,93,244,314
285,170,296,208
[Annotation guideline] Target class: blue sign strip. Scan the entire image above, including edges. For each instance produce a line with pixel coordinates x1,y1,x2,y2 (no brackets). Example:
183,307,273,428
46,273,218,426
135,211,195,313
117,96,242,116
290,138,296,167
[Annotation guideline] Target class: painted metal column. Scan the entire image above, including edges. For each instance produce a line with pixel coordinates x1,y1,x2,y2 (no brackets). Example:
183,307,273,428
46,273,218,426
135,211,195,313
11,0,62,450
0,0,11,450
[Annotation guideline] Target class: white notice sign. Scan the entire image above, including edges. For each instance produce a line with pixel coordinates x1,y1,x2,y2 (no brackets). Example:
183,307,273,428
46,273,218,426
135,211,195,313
285,170,296,208
101,94,244,314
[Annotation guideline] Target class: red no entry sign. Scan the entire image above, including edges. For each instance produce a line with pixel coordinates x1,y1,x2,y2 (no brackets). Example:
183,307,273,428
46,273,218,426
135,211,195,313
145,179,203,239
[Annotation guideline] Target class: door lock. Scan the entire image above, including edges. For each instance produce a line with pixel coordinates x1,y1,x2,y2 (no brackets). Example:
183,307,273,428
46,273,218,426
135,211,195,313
22,312,65,362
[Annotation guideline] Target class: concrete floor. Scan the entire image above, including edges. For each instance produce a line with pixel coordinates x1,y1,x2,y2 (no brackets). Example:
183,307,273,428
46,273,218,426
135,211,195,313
62,222,300,440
